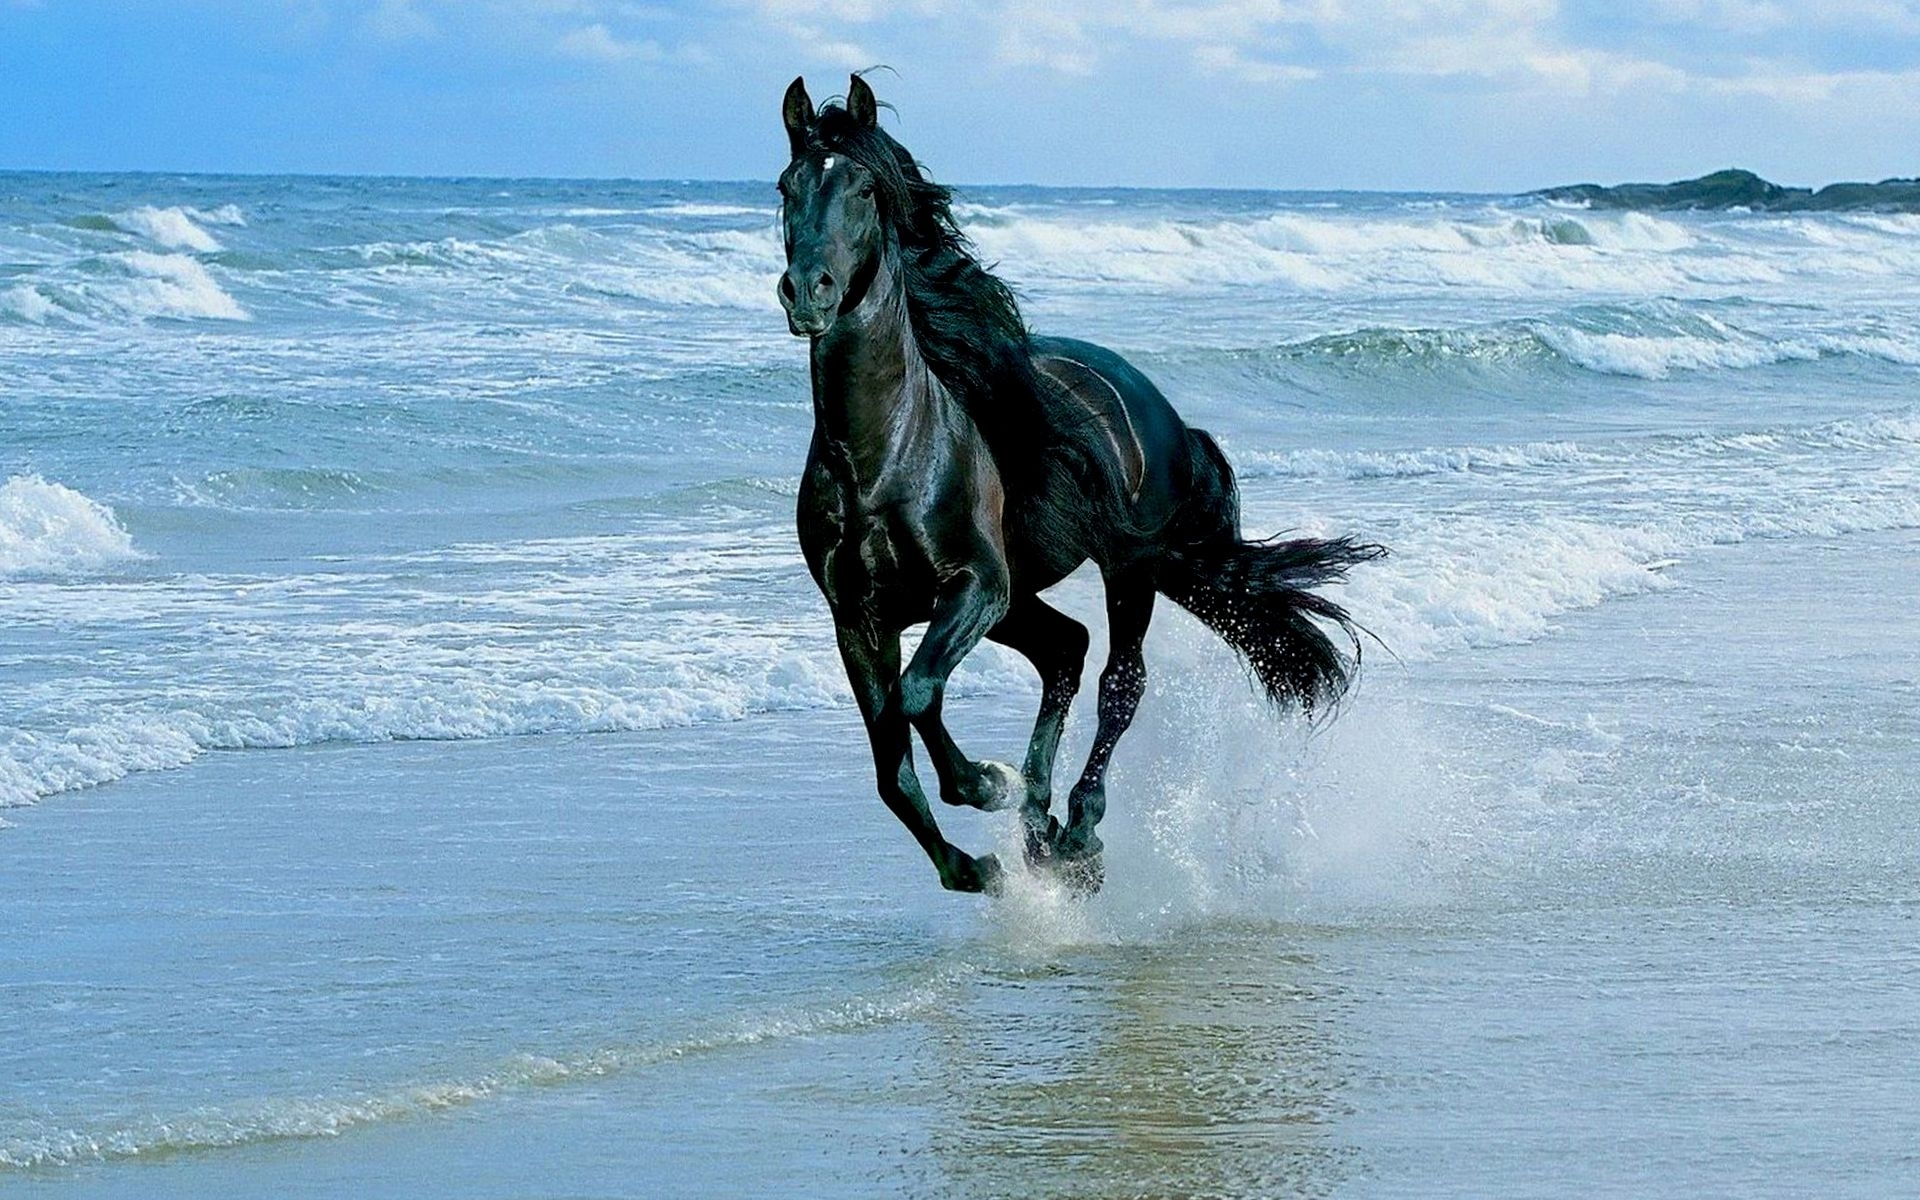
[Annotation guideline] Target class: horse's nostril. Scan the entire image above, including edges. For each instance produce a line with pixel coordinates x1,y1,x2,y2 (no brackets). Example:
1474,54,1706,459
817,271,834,292
779,273,797,302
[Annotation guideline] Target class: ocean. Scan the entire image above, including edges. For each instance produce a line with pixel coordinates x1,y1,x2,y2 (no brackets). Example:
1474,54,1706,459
3,173,1917,1196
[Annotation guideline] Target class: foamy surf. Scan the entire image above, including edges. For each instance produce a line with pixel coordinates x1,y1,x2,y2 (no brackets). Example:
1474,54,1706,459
5,396,1919,810
1238,409,1920,481
0,968,975,1170
1,283,58,323
117,205,224,252
109,251,250,320
0,475,140,576
1153,309,1920,384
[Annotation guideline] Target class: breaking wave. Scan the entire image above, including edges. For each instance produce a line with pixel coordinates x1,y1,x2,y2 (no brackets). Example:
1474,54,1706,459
1240,411,1920,480
1260,410,1920,657
116,205,224,252
106,251,250,320
7,405,1920,809
1163,308,1920,382
0,527,1037,809
0,476,140,576
959,204,1772,296
1,252,249,324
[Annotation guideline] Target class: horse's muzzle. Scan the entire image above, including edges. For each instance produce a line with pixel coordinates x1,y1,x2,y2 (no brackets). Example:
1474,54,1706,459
780,265,840,338
787,310,830,338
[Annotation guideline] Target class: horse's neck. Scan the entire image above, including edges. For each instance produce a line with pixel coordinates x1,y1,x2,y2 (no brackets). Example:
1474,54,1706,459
809,256,941,487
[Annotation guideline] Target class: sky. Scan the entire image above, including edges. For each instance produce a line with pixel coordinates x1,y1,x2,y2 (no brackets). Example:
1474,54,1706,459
3,0,1919,190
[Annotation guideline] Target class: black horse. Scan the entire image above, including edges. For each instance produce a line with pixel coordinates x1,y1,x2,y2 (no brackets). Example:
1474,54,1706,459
778,75,1381,894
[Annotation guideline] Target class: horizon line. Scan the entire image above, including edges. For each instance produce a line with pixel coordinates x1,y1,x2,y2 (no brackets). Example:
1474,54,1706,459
0,164,1529,196
4,163,1906,194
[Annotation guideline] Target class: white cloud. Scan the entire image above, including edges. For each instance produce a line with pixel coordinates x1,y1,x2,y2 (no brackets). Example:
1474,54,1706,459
1698,62,1920,102
755,0,896,21
737,0,1920,108
556,21,663,61
364,0,437,41
1192,43,1321,84
1651,0,1920,35
994,7,1099,74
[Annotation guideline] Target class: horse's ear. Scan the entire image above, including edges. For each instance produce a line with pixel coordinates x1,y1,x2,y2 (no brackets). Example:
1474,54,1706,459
782,76,813,157
847,74,877,129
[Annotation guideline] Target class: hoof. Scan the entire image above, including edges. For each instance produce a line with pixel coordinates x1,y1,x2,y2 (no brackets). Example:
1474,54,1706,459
1023,814,1063,867
976,853,1006,896
1054,849,1104,897
941,851,1005,896
951,761,1023,811
1049,826,1104,896
1054,826,1103,862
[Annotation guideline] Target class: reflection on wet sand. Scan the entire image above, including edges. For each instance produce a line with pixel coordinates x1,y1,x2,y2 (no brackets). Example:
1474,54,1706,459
909,924,1356,1198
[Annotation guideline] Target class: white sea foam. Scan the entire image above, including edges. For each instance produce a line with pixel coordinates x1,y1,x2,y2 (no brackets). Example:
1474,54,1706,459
349,225,784,311
603,229,784,309
118,205,223,252
640,201,769,219
1243,440,1592,479
108,251,249,320
1221,311,1920,382
6,401,1920,810
374,202,1733,317
1237,408,1920,659
0,969,969,1169
0,521,1038,808
0,648,828,808
1342,514,1680,660
534,197,1920,326
0,476,140,577
956,205,1729,297
1240,412,1920,481
0,227,246,323
186,203,247,227
0,283,56,323
1540,326,1808,378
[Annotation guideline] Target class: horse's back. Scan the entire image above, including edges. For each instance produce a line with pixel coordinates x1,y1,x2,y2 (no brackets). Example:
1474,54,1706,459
1029,335,1190,527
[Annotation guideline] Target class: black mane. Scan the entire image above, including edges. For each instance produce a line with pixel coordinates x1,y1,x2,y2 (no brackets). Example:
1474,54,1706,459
805,104,1034,435
802,100,1142,548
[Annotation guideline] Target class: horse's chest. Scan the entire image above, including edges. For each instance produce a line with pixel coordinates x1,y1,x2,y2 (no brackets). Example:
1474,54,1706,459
825,508,919,610
802,470,921,611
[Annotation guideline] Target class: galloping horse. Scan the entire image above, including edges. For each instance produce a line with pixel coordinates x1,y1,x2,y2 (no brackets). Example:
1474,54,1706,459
778,75,1382,894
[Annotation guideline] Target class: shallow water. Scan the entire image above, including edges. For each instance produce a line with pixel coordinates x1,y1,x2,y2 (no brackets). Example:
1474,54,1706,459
3,174,1918,1196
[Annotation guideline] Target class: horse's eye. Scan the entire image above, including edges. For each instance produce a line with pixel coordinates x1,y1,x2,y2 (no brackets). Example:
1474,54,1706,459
858,183,875,199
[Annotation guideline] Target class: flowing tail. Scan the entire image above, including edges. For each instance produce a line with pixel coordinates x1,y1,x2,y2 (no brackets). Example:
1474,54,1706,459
1157,429,1386,714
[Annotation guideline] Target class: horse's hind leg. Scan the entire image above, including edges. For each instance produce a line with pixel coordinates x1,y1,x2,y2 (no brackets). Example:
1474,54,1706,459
986,593,1090,864
836,620,1001,895
1057,569,1156,880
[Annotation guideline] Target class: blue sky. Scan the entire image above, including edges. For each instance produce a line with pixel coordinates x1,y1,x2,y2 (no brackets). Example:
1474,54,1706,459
3,1,1918,189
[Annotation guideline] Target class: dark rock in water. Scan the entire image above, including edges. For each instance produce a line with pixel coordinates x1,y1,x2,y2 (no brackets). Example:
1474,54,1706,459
1797,178,1920,212
1533,168,1920,213
1537,169,1802,210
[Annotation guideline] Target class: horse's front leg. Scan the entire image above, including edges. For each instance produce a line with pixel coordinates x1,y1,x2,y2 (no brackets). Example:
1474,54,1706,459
986,593,1090,864
835,620,1002,895
898,565,1026,817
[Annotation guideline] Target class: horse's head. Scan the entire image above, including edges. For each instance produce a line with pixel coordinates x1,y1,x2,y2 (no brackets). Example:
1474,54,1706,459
777,74,886,339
